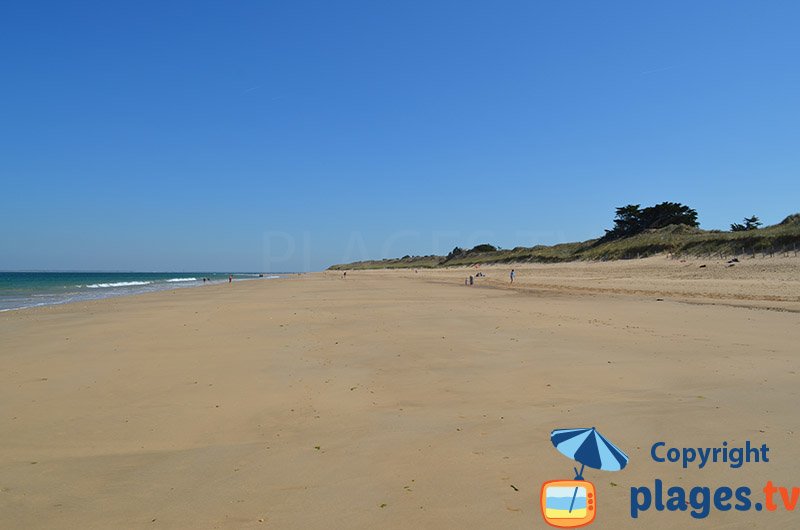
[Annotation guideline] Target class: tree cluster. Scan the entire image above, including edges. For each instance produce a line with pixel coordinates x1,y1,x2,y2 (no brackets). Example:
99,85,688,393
603,202,699,241
730,216,762,232
445,244,498,260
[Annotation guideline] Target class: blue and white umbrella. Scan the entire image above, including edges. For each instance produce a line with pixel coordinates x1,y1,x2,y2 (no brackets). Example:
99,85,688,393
551,427,628,476
550,427,629,513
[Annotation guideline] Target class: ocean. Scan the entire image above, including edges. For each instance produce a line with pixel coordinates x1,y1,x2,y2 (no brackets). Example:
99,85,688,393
0,272,284,312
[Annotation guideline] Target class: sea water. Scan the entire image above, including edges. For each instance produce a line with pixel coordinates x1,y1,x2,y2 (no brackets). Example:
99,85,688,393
0,272,284,311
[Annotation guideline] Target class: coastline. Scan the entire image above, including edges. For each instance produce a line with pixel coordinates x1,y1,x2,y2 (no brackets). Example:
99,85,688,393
1,262,798,528
0,273,286,313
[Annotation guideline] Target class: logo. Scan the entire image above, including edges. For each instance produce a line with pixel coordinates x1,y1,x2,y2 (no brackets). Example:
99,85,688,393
541,480,596,528
630,440,783,520
541,427,629,528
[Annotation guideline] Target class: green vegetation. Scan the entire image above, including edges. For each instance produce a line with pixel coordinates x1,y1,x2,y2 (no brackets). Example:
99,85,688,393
730,215,762,232
328,211,800,270
329,254,444,270
602,202,699,241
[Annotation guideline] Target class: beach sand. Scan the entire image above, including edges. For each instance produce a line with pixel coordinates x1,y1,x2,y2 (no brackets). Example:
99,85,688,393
1,256,799,528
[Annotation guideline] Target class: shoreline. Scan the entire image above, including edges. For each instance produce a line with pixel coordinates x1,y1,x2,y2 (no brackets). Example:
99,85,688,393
3,253,799,316
0,274,290,313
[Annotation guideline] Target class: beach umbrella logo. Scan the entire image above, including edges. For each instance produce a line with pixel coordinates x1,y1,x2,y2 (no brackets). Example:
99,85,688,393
540,427,629,528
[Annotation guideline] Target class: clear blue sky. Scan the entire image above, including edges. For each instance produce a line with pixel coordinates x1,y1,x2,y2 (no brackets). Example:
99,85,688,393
1,1,798,271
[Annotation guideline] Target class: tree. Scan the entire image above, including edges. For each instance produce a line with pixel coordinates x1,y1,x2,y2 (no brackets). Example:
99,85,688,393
471,244,497,252
603,202,699,240
445,247,466,260
731,215,762,232
606,204,643,239
638,202,699,229
744,215,762,230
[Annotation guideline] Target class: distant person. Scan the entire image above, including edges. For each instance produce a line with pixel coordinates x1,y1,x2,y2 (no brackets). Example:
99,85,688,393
202,278,206,283
343,271,347,279
510,269,515,284
469,275,474,286
228,275,232,284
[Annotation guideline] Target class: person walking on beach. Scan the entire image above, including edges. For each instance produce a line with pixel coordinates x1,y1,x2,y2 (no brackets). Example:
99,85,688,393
510,269,515,284
469,275,474,286
228,274,232,284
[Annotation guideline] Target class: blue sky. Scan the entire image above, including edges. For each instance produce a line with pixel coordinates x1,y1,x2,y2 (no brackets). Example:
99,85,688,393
1,1,798,271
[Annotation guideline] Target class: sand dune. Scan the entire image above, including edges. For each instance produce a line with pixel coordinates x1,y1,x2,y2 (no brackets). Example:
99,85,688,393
1,259,798,528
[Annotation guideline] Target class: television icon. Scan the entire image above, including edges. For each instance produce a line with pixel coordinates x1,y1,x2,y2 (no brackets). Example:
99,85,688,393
540,480,596,528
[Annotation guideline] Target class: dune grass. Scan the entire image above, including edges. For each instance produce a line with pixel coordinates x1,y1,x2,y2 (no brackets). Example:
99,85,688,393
327,214,800,270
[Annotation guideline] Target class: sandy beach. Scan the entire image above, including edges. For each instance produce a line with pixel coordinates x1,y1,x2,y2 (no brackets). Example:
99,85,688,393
2,257,799,529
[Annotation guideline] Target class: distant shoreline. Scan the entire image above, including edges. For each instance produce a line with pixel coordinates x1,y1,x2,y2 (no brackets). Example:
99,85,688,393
0,272,288,312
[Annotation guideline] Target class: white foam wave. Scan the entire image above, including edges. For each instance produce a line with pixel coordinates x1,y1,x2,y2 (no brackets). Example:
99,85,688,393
165,277,198,283
86,281,152,288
